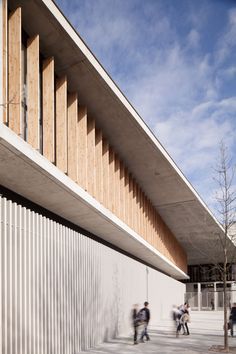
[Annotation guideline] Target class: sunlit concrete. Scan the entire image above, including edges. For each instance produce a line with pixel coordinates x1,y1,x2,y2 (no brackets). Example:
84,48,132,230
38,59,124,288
82,311,234,354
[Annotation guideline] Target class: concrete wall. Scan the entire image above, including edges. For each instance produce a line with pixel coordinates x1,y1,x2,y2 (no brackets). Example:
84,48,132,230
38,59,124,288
0,193,185,354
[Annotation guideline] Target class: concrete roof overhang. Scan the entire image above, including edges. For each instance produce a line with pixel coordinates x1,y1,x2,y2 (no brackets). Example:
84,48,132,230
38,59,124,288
5,0,231,270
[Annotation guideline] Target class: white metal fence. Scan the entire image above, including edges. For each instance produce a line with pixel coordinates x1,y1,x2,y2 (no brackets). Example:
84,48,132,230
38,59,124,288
185,290,236,310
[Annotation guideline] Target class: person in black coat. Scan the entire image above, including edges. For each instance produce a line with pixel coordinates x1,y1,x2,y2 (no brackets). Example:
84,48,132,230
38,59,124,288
230,302,236,336
139,301,150,342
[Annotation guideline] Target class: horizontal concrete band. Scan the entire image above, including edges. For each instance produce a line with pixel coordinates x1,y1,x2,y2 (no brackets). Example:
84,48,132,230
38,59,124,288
0,123,188,279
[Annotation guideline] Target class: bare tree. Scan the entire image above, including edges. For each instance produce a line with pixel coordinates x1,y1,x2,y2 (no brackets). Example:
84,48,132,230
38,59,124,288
213,141,236,352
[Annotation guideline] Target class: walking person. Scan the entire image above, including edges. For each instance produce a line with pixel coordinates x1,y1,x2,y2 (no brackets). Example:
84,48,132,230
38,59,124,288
181,312,190,335
139,301,150,342
230,302,236,337
131,304,140,345
176,303,190,337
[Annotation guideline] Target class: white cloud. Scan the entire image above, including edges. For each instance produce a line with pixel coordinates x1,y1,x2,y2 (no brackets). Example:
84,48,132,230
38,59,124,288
187,29,200,48
215,8,236,65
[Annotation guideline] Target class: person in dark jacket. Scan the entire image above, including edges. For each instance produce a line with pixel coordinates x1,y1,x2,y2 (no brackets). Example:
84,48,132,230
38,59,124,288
131,304,139,344
139,301,150,342
230,302,236,336
176,303,190,336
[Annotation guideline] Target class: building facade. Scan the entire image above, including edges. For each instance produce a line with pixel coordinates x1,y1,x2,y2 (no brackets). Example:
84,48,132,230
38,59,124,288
0,0,228,353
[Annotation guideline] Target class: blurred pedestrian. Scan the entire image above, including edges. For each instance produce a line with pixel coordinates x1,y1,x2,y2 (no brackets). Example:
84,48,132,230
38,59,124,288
230,302,236,337
138,301,150,342
131,304,140,345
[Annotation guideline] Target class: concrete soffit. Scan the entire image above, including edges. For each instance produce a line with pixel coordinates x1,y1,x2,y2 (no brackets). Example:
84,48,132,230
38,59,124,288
0,124,188,280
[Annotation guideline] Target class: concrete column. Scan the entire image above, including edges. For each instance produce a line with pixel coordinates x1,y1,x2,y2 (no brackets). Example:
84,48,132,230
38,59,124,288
146,266,149,301
198,283,201,311
231,282,236,303
214,282,217,311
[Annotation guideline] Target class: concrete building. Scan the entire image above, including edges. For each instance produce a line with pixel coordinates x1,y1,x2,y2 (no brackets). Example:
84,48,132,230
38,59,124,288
0,0,231,352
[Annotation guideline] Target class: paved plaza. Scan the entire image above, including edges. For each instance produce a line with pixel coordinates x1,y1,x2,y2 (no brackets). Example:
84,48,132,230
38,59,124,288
82,311,236,354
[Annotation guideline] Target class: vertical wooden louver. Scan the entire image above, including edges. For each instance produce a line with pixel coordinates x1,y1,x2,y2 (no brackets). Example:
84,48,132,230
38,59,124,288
114,154,120,218
55,76,67,173
109,147,115,212
77,106,87,190
95,129,103,203
67,92,78,182
27,35,40,149
8,7,22,135
102,138,109,208
119,162,125,221
87,116,96,196
42,57,55,163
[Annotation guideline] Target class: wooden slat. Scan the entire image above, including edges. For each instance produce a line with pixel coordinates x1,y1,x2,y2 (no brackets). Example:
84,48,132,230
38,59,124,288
119,162,125,222
8,7,22,135
77,106,87,190
137,186,141,235
27,35,40,149
129,175,133,228
67,92,78,182
147,200,151,244
87,116,96,196
102,138,109,208
141,192,145,239
114,154,120,218
137,184,140,234
132,180,136,232
150,204,154,246
124,168,129,226
144,196,148,240
2,0,8,123
42,57,55,163
109,147,115,212
55,76,67,173
95,129,103,203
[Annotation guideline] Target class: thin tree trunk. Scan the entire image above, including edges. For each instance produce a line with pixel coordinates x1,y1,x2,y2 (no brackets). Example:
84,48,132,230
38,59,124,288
224,259,229,352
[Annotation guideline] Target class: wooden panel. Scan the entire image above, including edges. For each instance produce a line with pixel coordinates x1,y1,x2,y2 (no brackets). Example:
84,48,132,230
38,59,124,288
2,0,8,123
87,116,96,196
55,76,67,173
137,185,140,233
119,162,125,222
144,197,148,240
27,35,39,149
77,106,87,190
109,147,115,212
147,200,151,244
129,175,133,228
124,168,129,226
137,186,141,235
133,179,137,232
150,207,154,246
8,8,22,135
102,138,109,208
114,154,120,218
42,57,55,163
141,192,145,239
67,92,78,182
95,129,103,203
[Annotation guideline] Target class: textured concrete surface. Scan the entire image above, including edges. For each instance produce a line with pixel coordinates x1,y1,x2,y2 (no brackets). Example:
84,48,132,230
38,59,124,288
82,311,236,354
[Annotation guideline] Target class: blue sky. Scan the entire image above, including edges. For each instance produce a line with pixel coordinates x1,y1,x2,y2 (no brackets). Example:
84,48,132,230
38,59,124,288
55,0,236,215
